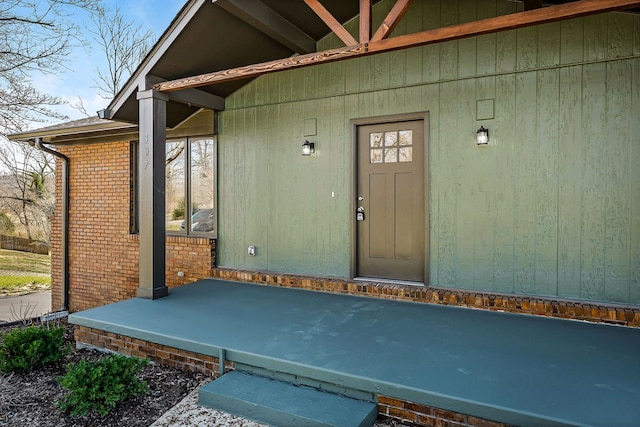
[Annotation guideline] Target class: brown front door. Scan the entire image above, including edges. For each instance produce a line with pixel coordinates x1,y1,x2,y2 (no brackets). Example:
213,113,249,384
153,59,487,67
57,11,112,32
356,120,425,282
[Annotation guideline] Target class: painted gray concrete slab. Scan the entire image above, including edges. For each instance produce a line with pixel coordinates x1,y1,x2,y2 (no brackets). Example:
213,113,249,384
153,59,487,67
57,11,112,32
0,290,51,323
69,280,640,427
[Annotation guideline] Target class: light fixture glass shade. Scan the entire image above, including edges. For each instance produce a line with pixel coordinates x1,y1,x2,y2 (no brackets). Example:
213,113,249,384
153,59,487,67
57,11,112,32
302,140,315,156
476,126,489,145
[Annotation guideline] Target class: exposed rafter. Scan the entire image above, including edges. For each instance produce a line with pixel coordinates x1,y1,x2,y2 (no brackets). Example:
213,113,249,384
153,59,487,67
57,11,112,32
303,0,358,46
359,0,371,43
154,0,640,93
371,0,414,42
217,0,316,54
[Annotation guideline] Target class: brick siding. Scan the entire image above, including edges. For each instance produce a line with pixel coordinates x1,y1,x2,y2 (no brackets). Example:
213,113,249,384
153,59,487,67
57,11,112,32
75,326,232,376
210,269,640,328
377,396,508,427
51,141,215,312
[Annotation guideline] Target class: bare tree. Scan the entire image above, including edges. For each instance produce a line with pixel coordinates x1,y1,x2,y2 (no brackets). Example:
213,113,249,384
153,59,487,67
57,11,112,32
90,5,155,99
0,141,55,241
0,0,101,135
69,97,91,118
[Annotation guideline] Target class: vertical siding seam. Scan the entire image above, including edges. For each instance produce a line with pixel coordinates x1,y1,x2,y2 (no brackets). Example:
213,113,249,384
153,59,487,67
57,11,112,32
628,59,635,303
556,68,561,297
511,76,516,294
603,63,609,302
579,17,586,301
579,65,585,300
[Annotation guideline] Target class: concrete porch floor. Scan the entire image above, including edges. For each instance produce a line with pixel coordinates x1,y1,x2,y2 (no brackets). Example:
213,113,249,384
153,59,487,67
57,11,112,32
69,279,640,427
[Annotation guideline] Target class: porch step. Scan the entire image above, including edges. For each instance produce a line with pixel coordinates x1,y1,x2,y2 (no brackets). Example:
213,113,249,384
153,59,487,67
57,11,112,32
198,370,377,427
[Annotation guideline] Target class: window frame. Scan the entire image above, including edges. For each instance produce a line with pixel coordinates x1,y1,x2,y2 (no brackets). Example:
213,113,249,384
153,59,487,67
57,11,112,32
166,135,217,238
130,141,139,235
130,136,217,238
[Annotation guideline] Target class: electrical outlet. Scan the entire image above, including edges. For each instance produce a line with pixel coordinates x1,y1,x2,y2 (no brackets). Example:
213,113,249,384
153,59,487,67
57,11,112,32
177,271,185,277
248,246,256,256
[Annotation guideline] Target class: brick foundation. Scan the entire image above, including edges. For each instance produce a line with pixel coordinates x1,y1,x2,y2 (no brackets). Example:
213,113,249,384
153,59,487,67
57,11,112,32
74,325,232,377
210,269,640,328
74,325,507,426
377,396,508,427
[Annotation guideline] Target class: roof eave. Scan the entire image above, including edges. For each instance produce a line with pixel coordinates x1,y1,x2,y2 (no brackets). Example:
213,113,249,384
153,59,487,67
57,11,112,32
105,0,209,122
7,121,138,144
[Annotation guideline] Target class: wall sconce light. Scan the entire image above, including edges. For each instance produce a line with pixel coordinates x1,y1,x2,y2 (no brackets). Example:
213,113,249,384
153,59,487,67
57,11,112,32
476,126,489,145
302,140,315,156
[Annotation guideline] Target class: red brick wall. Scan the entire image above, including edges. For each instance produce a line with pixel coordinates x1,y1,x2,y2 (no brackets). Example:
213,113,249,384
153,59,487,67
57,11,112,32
165,235,216,287
75,326,232,376
50,166,63,311
211,269,640,328
377,396,508,427
52,141,215,312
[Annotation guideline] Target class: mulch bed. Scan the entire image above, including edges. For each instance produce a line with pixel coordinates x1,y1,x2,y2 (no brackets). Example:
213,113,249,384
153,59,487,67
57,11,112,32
0,319,204,427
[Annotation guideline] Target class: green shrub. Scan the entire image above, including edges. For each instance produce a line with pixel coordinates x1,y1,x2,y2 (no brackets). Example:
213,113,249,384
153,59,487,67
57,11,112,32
0,325,67,373
171,198,199,220
0,212,14,234
58,355,148,417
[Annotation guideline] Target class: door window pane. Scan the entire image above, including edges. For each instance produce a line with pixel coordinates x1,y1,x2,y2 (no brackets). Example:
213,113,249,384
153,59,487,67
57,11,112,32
399,130,412,146
369,130,413,164
399,147,413,162
370,148,383,164
370,132,383,148
384,148,398,163
385,131,397,147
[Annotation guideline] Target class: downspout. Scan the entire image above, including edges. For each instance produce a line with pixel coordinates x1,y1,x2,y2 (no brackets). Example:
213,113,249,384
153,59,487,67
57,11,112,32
32,138,70,312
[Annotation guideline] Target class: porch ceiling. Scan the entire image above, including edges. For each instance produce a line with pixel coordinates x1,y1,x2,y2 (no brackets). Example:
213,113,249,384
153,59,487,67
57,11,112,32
110,0,382,126
109,0,640,127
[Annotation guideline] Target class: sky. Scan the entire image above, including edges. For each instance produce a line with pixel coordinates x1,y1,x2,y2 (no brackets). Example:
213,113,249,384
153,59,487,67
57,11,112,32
30,0,185,129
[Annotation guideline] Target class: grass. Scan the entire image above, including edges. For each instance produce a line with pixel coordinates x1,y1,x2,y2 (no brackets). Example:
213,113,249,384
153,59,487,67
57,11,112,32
0,275,51,291
0,249,51,292
0,249,51,275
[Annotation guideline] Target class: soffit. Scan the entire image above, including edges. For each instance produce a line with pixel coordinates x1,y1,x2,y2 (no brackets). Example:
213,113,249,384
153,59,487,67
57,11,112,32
110,0,372,126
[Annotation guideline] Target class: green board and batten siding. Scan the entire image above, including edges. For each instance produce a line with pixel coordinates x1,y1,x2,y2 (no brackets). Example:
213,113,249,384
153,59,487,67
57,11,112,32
217,0,640,305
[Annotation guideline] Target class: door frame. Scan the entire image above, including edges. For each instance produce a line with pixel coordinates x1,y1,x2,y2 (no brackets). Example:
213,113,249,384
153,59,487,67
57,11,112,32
349,112,430,284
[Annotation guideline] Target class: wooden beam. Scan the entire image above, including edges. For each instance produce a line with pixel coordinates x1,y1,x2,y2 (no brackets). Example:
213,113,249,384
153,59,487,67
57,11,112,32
155,46,363,91
155,0,640,92
371,0,414,42
359,0,371,43
366,0,640,54
218,0,316,53
303,0,358,47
